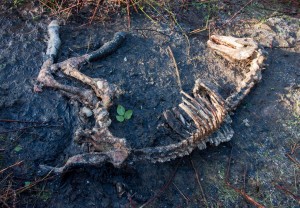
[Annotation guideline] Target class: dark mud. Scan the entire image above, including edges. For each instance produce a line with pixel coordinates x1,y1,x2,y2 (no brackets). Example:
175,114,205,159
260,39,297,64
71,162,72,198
0,3,300,208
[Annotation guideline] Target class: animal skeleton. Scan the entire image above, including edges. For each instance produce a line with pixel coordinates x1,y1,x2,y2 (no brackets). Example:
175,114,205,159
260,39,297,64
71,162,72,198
36,21,265,174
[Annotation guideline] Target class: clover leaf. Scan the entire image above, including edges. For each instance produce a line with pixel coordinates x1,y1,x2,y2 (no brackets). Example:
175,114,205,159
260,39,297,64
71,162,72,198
116,115,125,122
117,105,125,116
116,105,133,122
124,110,133,120
14,145,22,152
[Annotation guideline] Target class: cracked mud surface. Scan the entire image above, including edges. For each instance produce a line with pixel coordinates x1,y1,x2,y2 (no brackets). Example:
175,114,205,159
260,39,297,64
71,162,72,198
0,3,299,208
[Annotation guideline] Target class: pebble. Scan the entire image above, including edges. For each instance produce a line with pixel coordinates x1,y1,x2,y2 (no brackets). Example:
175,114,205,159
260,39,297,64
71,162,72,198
242,119,250,127
81,107,93,117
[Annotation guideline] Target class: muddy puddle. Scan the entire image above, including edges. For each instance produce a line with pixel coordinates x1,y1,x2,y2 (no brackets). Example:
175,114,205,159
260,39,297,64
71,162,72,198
0,4,300,208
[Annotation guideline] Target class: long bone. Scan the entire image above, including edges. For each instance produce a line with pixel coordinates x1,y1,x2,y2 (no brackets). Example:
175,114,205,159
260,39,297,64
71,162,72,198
37,21,265,174
36,20,126,108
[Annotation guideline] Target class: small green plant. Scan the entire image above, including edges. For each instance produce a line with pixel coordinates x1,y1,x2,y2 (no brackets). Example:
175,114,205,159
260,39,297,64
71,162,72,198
24,181,31,187
116,105,133,122
13,0,25,7
14,145,22,152
40,191,52,202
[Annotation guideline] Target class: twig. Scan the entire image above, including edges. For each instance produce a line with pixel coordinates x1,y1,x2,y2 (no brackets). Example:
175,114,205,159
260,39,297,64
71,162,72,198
253,5,298,16
225,148,233,181
57,2,82,14
222,0,254,27
140,159,182,208
243,165,247,191
0,198,10,208
127,193,136,208
291,143,300,155
285,153,300,168
129,0,138,13
225,149,265,208
15,170,54,194
133,28,170,37
0,172,13,185
1,169,55,204
89,0,101,25
226,183,265,208
0,161,23,174
38,0,56,13
167,46,182,91
264,45,297,49
126,0,131,28
0,119,48,124
172,182,190,204
275,184,300,203
12,190,16,208
294,168,298,192
189,17,209,35
190,157,208,207
0,124,62,135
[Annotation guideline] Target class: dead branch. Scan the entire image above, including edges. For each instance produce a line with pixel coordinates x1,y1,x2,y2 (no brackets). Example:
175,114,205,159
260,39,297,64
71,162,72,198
226,183,265,208
243,165,247,191
167,46,182,91
275,184,300,204
0,161,23,175
190,157,208,207
286,153,300,168
222,0,254,27
291,142,300,155
89,0,101,25
172,182,190,204
0,119,48,124
0,124,62,135
15,171,54,195
140,159,182,208
225,149,265,208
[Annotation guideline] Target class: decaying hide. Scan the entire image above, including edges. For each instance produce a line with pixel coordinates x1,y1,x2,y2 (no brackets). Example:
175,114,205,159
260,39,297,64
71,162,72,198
36,21,265,174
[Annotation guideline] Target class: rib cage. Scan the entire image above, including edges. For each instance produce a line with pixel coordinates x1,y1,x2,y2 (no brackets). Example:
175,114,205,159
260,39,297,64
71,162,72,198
132,80,228,163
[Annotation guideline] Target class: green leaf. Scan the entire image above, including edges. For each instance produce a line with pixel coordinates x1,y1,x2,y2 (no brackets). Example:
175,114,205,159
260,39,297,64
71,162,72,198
24,181,31,187
124,110,133,120
14,145,22,152
116,115,125,122
117,105,125,116
40,191,51,201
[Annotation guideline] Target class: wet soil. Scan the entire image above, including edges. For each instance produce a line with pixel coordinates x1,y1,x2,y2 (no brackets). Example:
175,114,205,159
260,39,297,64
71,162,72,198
0,2,300,208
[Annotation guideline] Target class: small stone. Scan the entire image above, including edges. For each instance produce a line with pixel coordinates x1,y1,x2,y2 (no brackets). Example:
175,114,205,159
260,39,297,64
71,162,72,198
242,119,250,127
116,182,125,197
81,107,93,117
124,57,127,62
97,81,103,89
